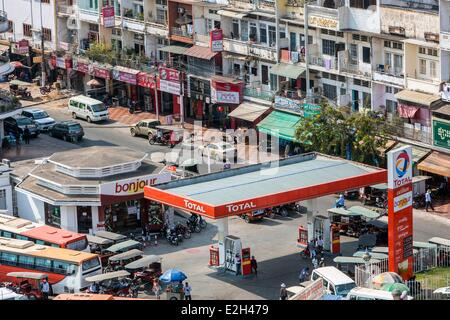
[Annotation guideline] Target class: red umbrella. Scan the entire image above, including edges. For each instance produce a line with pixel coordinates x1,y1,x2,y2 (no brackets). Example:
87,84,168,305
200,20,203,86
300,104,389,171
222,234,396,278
10,61,24,68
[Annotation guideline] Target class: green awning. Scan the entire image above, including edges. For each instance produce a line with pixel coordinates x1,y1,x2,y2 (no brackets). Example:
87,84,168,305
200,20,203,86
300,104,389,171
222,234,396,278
270,63,305,79
348,206,380,220
394,142,430,163
371,183,388,190
327,207,360,216
158,45,190,55
257,110,302,142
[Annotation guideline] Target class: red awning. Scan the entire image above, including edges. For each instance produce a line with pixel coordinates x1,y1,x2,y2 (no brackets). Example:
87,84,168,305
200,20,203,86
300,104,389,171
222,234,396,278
184,45,218,60
397,104,419,118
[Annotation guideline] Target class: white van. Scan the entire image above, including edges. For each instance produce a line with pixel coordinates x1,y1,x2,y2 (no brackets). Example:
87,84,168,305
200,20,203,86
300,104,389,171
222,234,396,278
310,266,357,297
347,287,413,300
68,95,109,123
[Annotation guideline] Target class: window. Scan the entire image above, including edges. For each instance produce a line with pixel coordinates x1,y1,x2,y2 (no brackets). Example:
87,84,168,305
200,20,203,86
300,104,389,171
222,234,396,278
23,24,32,37
156,8,166,24
42,28,52,42
323,83,337,101
322,39,335,56
82,257,101,271
328,30,336,36
41,0,50,3
350,44,358,65
352,34,360,41
384,52,391,67
8,20,13,32
384,41,391,48
340,88,346,96
428,48,438,57
362,47,371,63
53,260,73,275
2,231,11,238
233,63,241,76
430,61,437,78
250,22,258,42
156,0,167,4
251,67,257,76
353,79,362,86
15,235,28,241
45,203,61,228
419,59,427,75
392,42,403,50
89,24,99,32
338,75,346,82
241,21,248,41
89,0,98,10
279,26,286,39
268,26,276,47
1,252,17,265
261,65,269,85
360,35,368,42
66,238,88,251
385,86,393,94
35,258,52,271
0,189,6,210
386,99,397,114
18,255,35,268
259,23,267,44
337,32,344,38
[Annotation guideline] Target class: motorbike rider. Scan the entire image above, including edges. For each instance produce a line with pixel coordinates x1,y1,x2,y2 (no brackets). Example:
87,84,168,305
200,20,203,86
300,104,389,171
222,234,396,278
89,282,100,294
336,194,345,208
298,267,309,283
156,128,163,143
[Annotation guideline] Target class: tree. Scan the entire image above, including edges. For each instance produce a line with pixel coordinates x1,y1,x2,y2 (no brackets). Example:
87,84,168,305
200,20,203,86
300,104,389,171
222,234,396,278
84,43,115,64
295,100,387,166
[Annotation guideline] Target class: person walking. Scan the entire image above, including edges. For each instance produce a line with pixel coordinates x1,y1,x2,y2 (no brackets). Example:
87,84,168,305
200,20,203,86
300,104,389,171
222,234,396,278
280,283,288,300
319,257,325,268
250,256,258,276
308,239,316,259
425,189,434,212
317,237,324,255
23,126,31,145
235,253,242,276
152,280,161,300
183,282,192,300
142,224,148,242
40,278,50,300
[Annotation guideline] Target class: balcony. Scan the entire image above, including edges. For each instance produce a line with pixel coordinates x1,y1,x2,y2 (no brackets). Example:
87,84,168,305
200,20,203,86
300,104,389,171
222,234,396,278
223,38,277,61
244,87,274,102
385,121,433,145
339,61,371,78
78,8,100,23
57,4,74,17
280,49,305,64
308,55,338,71
440,31,450,51
171,27,194,43
123,16,145,33
145,20,168,38
338,4,380,33
286,0,305,7
372,65,404,86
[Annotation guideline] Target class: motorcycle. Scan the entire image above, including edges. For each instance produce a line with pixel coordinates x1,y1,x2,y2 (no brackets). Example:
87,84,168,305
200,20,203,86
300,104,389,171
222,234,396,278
39,84,53,95
300,247,310,259
175,222,192,239
273,205,289,217
413,194,425,209
186,214,205,233
149,133,171,146
375,196,387,209
164,226,181,246
264,208,275,219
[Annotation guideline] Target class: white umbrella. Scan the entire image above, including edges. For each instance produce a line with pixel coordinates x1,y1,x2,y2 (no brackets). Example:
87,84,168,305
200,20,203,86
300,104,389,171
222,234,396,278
86,79,102,87
433,287,450,295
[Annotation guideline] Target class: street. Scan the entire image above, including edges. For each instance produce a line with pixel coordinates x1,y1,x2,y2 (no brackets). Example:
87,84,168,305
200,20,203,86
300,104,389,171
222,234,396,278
14,98,448,300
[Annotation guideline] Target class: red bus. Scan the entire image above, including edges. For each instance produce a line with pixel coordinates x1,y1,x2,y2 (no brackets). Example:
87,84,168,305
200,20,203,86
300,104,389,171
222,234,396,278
0,214,88,251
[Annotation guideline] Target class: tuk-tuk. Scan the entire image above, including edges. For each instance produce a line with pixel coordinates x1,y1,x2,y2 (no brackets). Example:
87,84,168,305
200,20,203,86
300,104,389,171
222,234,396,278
124,255,163,287
6,272,49,300
94,230,128,244
150,125,184,148
327,207,363,237
333,257,381,277
428,237,450,267
348,206,381,222
353,251,389,260
85,270,132,297
239,209,265,223
360,184,387,206
105,239,143,254
105,249,144,272
86,234,114,266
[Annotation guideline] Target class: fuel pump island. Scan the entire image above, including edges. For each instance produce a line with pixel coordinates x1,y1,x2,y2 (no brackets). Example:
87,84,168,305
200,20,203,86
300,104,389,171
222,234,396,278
144,153,387,275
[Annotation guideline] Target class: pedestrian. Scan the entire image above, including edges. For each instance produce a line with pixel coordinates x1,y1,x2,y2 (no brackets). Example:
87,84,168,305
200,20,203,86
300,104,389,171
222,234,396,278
14,131,21,146
425,189,434,212
40,278,50,300
336,194,345,208
142,224,148,242
308,239,316,258
23,126,31,145
312,256,318,269
298,267,309,283
319,257,325,268
184,282,192,300
279,283,288,300
235,253,241,276
152,280,161,300
317,237,324,254
250,255,258,276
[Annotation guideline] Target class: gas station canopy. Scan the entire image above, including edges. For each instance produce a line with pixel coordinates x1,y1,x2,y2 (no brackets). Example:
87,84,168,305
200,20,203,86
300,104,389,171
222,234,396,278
144,153,387,219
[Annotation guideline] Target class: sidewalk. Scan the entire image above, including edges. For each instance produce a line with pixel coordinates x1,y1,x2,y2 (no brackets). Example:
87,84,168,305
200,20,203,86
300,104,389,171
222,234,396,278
415,200,450,220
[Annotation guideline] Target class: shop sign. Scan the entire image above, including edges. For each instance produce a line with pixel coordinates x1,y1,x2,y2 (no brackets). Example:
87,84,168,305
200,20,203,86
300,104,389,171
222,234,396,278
432,118,450,150
159,67,181,95
100,173,171,197
387,145,413,280
274,96,321,117
308,15,338,30
56,57,66,69
183,199,206,213
93,66,111,79
74,59,91,74
387,146,412,189
211,80,243,104
112,68,138,85
102,6,115,28
33,56,43,64
18,39,29,54
137,72,156,89
226,201,256,213
210,29,223,52
59,41,70,51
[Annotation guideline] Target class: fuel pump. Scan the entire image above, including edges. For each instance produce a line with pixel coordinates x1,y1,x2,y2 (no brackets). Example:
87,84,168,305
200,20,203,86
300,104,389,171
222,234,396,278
313,215,331,251
224,235,242,272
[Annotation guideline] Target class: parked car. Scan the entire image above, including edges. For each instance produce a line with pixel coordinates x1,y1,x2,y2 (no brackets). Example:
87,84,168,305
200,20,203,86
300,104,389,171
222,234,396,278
198,142,237,162
130,119,162,139
4,115,40,137
48,121,84,142
21,108,56,131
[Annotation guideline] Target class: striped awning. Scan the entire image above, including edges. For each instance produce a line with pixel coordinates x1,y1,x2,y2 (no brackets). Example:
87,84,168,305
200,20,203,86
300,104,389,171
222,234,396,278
184,45,218,60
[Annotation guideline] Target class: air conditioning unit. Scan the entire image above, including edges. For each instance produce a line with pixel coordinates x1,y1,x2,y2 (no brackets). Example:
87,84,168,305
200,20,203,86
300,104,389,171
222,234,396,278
177,7,185,14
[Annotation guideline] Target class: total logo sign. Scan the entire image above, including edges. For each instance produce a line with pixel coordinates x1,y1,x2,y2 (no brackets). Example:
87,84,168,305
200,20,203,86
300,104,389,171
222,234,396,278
393,191,413,213
226,202,256,213
183,199,206,213
387,146,412,189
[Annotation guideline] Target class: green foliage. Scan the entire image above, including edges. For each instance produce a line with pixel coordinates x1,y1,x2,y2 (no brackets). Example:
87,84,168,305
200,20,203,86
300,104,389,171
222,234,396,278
295,100,387,166
85,43,115,64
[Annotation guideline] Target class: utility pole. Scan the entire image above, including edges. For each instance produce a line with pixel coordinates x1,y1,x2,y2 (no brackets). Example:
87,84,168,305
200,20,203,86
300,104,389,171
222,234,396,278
304,2,310,100
40,0,46,87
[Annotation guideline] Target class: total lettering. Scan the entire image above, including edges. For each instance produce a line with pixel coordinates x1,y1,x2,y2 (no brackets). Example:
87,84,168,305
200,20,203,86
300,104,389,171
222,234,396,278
226,202,256,213
394,177,412,187
115,178,158,194
184,200,206,213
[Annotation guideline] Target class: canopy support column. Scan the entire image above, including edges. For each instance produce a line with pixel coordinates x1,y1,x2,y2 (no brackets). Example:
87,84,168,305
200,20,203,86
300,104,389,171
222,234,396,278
306,199,318,242
217,217,229,266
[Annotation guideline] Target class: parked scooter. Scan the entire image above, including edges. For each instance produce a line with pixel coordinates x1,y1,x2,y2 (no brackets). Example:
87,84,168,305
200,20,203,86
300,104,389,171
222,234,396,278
149,133,171,146
175,222,192,239
39,84,53,95
186,214,205,233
